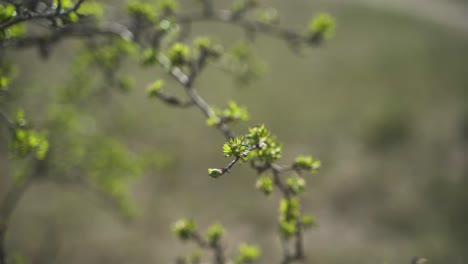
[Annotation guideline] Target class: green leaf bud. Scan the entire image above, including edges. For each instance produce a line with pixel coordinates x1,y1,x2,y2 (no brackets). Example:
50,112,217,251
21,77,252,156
255,175,273,196
294,155,321,173
301,215,316,229
208,168,224,178
279,198,300,220
167,43,190,66
15,109,27,127
206,223,224,244
127,1,157,23
308,13,336,39
286,177,306,195
236,243,261,264
0,4,15,22
194,37,212,50
146,80,164,97
141,49,158,66
172,219,196,241
77,1,104,17
279,220,296,239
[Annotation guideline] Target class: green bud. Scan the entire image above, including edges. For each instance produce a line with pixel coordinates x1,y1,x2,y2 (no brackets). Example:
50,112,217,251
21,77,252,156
67,12,80,23
279,198,300,220
236,243,261,264
286,177,306,195
172,219,196,241
0,76,10,89
146,80,164,97
77,1,104,17
206,223,224,244
127,1,157,23
294,155,321,172
206,115,221,126
141,49,157,66
0,4,15,22
279,220,296,239
255,175,273,196
194,37,211,50
167,43,190,66
208,168,223,178
308,13,336,39
301,215,316,229
15,109,27,127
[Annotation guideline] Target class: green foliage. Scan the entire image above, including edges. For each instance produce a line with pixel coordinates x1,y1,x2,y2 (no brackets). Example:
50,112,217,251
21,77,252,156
146,80,164,97
194,36,212,50
308,13,336,39
127,1,158,23
87,138,142,217
1,23,26,40
0,1,334,263
194,36,223,59
255,175,273,196
279,220,296,239
9,110,49,160
78,1,104,17
173,219,197,241
279,198,300,221
255,8,280,25
0,75,10,89
53,0,73,9
0,61,15,90
206,223,225,244
90,39,136,72
0,4,15,22
286,176,306,195
223,136,248,158
207,101,249,126
235,243,261,264
167,42,190,67
301,215,316,229
294,155,321,173
245,125,282,162
140,49,158,66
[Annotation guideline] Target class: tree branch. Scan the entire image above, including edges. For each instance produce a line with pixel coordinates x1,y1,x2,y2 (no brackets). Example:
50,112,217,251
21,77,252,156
0,0,87,31
0,169,33,264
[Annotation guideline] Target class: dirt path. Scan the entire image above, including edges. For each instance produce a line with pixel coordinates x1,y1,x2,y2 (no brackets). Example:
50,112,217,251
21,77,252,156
337,0,468,34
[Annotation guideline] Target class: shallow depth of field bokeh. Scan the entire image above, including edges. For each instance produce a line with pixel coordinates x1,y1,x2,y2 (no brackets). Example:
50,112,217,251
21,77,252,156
1,0,468,263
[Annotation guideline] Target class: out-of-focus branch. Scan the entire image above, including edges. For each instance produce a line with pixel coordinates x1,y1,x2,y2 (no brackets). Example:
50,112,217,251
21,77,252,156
0,110,13,133
0,165,34,264
0,0,86,31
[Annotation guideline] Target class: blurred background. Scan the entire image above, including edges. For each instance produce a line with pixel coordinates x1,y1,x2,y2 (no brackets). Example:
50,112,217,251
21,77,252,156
1,0,468,263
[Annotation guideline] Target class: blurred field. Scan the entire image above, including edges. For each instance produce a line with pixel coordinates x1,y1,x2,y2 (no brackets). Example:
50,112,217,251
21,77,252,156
1,0,468,263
